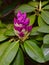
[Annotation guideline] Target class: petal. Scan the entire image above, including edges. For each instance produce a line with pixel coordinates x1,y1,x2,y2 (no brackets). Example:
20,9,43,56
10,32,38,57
23,12,26,19
23,18,30,25
14,17,17,24
17,10,22,18
18,16,23,22
26,25,32,32
14,26,23,32
19,32,24,37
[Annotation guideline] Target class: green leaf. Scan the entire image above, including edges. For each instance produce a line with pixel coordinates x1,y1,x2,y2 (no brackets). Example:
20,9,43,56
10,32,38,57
24,40,45,63
41,10,49,25
28,1,38,7
29,15,35,25
5,28,15,36
12,48,24,65
35,35,43,41
38,15,47,26
0,40,19,65
42,45,49,61
0,41,11,58
43,5,49,10
43,34,49,44
38,26,49,33
0,29,8,42
30,27,39,35
15,4,34,13
42,1,48,7
5,24,15,36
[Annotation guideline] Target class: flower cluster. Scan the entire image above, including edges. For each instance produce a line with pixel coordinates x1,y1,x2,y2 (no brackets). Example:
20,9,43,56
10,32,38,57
14,11,32,39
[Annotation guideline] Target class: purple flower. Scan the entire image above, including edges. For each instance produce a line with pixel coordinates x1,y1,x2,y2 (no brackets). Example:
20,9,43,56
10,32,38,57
14,11,32,38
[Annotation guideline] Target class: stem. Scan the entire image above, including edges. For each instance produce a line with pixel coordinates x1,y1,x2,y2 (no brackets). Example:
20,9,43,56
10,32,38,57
9,38,14,42
39,0,41,11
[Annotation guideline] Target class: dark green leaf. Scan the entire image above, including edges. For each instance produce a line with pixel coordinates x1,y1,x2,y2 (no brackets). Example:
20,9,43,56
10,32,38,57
43,34,49,44
15,4,34,13
41,10,49,24
24,40,45,63
38,26,49,33
12,48,24,65
0,40,19,65
38,15,47,26
43,5,49,10
42,45,49,61
30,27,39,35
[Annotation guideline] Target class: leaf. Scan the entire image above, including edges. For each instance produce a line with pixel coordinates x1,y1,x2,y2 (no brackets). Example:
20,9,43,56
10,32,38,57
42,45,49,61
41,10,49,24
0,41,11,57
5,28,15,36
0,40,19,65
28,1,38,7
35,35,43,41
24,40,45,63
43,34,49,44
5,24,15,36
29,15,35,25
38,26,49,33
42,1,48,7
30,27,39,35
0,29,8,42
43,5,49,10
12,48,24,65
38,15,47,26
15,4,34,13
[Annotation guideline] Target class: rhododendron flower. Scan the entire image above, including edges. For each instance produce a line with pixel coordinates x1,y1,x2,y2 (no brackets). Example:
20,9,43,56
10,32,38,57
14,11,32,41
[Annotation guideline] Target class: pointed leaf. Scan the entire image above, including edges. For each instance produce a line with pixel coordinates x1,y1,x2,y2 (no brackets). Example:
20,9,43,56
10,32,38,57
30,27,39,35
43,34,49,44
38,26,49,33
38,15,47,26
0,29,8,42
0,41,10,57
12,48,24,65
41,10,49,24
15,4,34,13
43,5,49,10
0,40,19,65
24,40,45,63
29,15,35,25
42,45,49,61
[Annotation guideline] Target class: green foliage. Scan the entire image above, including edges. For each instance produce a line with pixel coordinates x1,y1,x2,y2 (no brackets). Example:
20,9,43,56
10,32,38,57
0,0,49,65
24,40,45,63
0,41,19,65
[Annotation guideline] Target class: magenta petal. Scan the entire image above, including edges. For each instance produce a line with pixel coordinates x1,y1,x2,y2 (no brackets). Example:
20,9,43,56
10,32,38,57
23,12,26,19
14,26,22,32
17,11,22,18
14,17,17,24
18,16,23,22
26,25,32,32
19,32,24,37
24,18,30,25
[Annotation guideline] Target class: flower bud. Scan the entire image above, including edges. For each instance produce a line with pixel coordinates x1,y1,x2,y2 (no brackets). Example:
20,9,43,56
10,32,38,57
14,11,32,41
